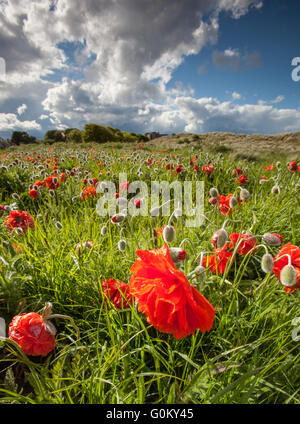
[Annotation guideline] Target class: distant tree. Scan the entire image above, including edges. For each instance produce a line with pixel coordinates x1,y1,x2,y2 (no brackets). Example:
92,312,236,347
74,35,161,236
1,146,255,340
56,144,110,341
66,128,82,143
82,124,115,143
44,130,66,144
11,131,37,145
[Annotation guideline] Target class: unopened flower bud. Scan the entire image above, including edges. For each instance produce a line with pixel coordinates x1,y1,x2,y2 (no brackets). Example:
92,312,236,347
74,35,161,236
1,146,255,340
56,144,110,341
209,197,218,205
229,196,238,208
101,225,107,236
49,189,55,197
280,265,297,287
12,193,20,200
163,225,175,244
271,184,280,195
240,188,251,200
111,213,126,224
55,221,63,230
261,253,274,273
118,239,127,251
169,247,186,263
211,229,228,248
209,187,218,198
194,265,206,282
262,233,283,247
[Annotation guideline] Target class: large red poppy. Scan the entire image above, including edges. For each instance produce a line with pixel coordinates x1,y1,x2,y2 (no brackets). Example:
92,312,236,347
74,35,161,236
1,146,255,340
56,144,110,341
4,210,34,233
8,312,55,356
272,243,300,293
129,244,215,339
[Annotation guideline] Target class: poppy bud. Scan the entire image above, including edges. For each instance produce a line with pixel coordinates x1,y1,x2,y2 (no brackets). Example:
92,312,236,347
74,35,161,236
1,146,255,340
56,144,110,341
163,225,175,244
194,265,206,282
271,184,280,195
111,213,126,224
12,193,20,200
169,247,186,263
211,229,228,248
229,196,238,208
276,162,281,168
209,197,218,205
240,188,251,200
118,239,127,251
262,233,283,247
101,225,107,236
55,221,63,230
49,189,55,197
261,253,274,273
280,265,297,287
209,187,218,198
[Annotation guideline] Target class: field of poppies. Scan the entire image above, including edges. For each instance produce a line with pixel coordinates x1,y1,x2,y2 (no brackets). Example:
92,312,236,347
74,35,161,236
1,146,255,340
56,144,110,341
0,140,299,404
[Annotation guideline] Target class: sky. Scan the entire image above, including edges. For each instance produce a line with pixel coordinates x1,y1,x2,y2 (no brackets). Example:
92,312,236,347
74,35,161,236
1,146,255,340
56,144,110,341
0,0,300,139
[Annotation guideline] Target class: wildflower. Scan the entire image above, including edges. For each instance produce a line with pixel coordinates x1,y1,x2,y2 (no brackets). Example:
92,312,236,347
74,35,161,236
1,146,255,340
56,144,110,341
59,172,67,183
81,185,97,200
272,243,300,293
8,309,56,357
169,247,187,264
28,189,38,199
111,213,126,224
102,279,133,309
202,164,214,175
4,210,34,233
211,229,228,249
233,168,243,176
33,180,46,187
265,164,275,171
46,175,60,190
209,197,218,205
129,244,215,339
229,233,257,255
236,174,248,185
218,194,242,216
163,225,176,244
209,187,219,198
202,243,234,274
175,164,184,174
288,161,299,172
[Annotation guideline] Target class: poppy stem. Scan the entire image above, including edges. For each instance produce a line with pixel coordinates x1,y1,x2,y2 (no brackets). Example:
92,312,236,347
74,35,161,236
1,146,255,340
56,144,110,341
48,314,80,340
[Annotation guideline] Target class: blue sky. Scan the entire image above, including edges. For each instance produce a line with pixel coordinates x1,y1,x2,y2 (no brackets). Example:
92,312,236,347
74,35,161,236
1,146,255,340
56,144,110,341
1,0,300,139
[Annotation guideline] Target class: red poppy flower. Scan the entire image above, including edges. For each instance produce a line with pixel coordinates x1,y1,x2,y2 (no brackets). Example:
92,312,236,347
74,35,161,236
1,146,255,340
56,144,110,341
202,243,234,274
229,233,257,255
33,180,46,187
28,189,38,199
59,172,67,182
190,157,196,165
165,163,172,170
288,161,299,172
202,165,214,175
4,210,34,233
8,312,55,356
233,168,243,176
218,194,242,216
46,175,60,190
102,279,133,309
80,185,97,200
134,198,142,208
265,164,275,171
193,164,199,172
129,244,215,339
175,164,184,174
272,243,300,293
236,174,248,185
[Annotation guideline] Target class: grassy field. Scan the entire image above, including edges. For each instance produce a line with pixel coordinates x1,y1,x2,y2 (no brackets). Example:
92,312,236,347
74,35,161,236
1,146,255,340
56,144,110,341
0,138,299,404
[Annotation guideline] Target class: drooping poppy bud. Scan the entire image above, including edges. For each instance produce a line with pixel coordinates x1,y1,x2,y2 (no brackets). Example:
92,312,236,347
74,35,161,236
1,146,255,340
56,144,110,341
118,239,127,251
209,197,218,205
229,196,238,208
111,213,126,224
193,265,206,282
209,187,219,198
262,233,283,247
163,225,176,244
280,265,297,287
101,225,107,236
271,184,280,195
169,247,186,263
240,188,251,200
211,229,228,248
261,253,274,273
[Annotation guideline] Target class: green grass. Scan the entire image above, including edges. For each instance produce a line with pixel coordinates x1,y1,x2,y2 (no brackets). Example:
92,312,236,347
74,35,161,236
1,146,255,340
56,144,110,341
0,143,299,404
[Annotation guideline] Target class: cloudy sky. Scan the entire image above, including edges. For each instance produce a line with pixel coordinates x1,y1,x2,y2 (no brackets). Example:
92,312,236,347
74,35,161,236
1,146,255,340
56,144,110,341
0,0,300,138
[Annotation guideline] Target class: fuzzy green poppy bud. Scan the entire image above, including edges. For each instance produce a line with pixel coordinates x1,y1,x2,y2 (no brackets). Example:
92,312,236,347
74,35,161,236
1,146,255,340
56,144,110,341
261,253,274,273
169,247,186,263
209,187,218,198
211,229,228,248
118,239,127,251
271,184,280,195
280,265,297,287
262,233,283,247
229,196,238,208
101,225,107,236
240,188,251,200
194,265,206,282
163,225,175,244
